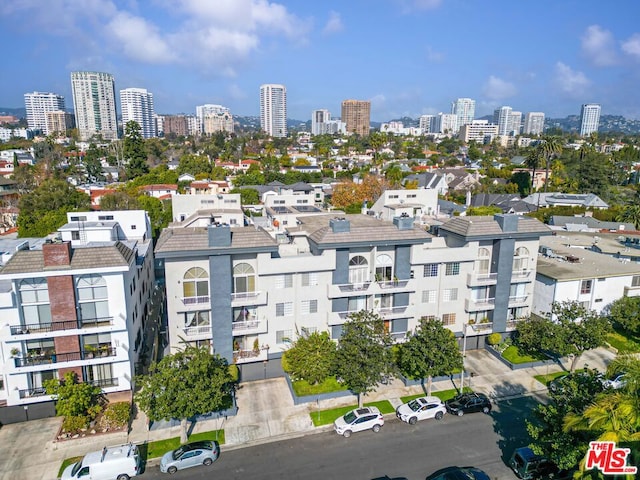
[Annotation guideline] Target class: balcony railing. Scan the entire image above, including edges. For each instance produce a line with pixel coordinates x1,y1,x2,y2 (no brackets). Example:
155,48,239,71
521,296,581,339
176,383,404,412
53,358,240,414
19,387,48,399
465,297,496,312
88,377,119,389
508,295,528,306
14,347,116,367
232,319,267,334
467,272,498,286
233,348,268,364
326,282,371,298
10,317,114,335
181,295,210,305
230,290,267,306
511,270,533,281
183,325,211,336
377,305,409,318
377,279,410,290
470,322,493,332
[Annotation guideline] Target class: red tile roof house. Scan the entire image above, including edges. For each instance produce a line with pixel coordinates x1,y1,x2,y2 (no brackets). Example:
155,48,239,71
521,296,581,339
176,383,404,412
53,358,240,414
140,184,178,199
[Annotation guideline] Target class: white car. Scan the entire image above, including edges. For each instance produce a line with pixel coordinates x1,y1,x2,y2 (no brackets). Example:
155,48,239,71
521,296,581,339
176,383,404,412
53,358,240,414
395,396,446,425
602,373,626,390
333,406,384,437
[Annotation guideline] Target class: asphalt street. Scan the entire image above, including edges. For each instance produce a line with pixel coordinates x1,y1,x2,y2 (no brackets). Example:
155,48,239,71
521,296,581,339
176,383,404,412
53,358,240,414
140,396,541,480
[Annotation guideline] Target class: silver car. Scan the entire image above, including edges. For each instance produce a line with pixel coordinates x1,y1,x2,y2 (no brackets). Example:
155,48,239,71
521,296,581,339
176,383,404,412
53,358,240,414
159,440,219,474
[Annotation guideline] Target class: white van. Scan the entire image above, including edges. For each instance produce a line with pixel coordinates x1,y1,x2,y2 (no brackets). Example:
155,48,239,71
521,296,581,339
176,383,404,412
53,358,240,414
61,443,142,480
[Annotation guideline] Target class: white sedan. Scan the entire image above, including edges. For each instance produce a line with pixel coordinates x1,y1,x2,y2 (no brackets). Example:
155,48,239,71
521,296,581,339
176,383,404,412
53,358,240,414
334,406,384,437
395,396,446,425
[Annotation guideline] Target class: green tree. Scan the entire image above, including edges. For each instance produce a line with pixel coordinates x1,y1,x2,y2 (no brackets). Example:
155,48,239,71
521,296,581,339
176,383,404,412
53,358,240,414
334,311,394,407
466,206,503,216
617,204,640,230
516,301,611,372
607,296,640,336
135,345,237,443
525,147,543,192
123,121,149,179
84,143,105,182
137,195,172,239
397,317,463,396
99,191,140,211
44,371,103,420
541,137,563,193
230,188,259,205
177,154,211,177
282,331,336,385
17,179,91,237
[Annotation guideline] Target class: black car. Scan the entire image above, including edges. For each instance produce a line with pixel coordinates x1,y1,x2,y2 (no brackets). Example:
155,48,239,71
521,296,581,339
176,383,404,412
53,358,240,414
444,392,491,416
425,466,490,480
510,447,574,480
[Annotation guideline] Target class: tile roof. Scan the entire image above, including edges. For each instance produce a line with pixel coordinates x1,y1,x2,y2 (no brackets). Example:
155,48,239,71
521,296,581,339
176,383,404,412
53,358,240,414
439,215,551,237
155,226,278,254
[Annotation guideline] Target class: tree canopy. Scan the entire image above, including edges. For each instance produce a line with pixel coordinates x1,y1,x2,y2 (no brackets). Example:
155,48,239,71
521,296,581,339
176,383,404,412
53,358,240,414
135,345,237,443
607,296,640,336
282,331,336,385
123,121,149,179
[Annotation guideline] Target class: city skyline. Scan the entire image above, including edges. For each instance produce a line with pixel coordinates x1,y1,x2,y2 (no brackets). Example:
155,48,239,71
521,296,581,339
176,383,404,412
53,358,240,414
2,1,640,121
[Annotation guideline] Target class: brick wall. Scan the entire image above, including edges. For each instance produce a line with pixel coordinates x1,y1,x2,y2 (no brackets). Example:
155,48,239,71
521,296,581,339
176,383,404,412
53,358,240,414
43,241,72,267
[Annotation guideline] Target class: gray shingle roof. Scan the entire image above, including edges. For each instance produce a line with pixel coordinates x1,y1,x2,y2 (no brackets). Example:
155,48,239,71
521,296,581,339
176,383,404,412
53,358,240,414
440,215,551,238
155,226,278,254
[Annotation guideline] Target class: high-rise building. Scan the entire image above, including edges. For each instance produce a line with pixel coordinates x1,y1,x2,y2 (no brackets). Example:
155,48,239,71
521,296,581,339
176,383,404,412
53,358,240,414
419,115,436,134
45,110,75,136
451,98,476,128
523,112,545,135
341,100,371,137
493,106,514,136
260,84,287,138
508,111,522,136
434,113,458,134
120,88,157,138
196,104,231,134
203,112,234,134
161,115,189,137
24,92,66,135
71,71,118,141
311,109,331,135
579,104,601,137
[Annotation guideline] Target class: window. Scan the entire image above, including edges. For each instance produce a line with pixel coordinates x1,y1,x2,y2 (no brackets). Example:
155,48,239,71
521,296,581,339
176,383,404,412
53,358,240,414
579,301,590,310
300,300,318,314
445,262,460,276
443,288,458,302
348,255,369,285
348,296,367,312
423,264,438,277
389,194,399,199
300,326,317,337
183,267,209,300
392,318,408,333
72,231,80,240
375,254,393,282
131,225,136,230
29,370,56,390
233,306,256,322
296,199,308,204
580,280,593,294
274,199,285,205
276,302,293,317
442,313,456,325
276,330,293,343
76,274,109,322
513,247,529,271
331,325,343,339
422,290,437,303
26,338,55,357
407,194,416,199
510,283,526,299
98,215,114,220
20,278,51,327
476,248,491,274
301,272,319,286
233,263,255,294
275,274,293,289
184,311,210,327
83,332,112,351
633,275,640,287
70,216,87,221
85,363,113,385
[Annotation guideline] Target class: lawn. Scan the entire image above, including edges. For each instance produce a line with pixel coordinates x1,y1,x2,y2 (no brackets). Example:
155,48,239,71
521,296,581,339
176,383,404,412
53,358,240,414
310,400,394,427
533,371,567,387
400,387,471,404
501,345,547,364
59,429,225,476
292,376,349,396
606,328,640,354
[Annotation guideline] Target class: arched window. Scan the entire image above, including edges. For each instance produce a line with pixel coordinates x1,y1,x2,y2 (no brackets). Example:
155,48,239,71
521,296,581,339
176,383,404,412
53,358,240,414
76,274,108,322
233,263,255,294
183,267,209,301
476,248,491,274
348,256,368,285
513,247,529,271
375,254,393,281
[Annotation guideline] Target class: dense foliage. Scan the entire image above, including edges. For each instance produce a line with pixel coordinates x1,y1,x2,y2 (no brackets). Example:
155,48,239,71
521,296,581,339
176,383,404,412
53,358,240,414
282,331,336,385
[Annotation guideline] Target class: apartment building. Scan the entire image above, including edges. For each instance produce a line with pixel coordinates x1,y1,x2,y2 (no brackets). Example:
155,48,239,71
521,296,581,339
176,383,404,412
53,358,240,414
71,71,118,141
368,188,438,222
154,213,550,379
523,112,545,135
580,104,601,137
0,211,154,419
260,84,287,138
341,100,371,137
458,120,499,143
120,88,157,138
24,92,66,135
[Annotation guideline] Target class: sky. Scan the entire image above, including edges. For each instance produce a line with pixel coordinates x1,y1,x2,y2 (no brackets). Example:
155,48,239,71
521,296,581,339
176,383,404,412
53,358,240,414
2,0,640,122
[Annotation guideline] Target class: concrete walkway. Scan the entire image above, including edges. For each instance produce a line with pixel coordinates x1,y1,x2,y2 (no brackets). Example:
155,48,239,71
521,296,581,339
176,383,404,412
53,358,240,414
0,346,617,480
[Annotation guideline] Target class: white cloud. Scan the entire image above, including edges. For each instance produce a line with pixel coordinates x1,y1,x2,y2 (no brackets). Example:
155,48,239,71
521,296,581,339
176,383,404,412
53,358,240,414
581,25,617,67
425,46,444,62
322,11,344,35
227,84,247,100
105,12,176,64
554,62,590,95
622,33,640,59
482,76,517,100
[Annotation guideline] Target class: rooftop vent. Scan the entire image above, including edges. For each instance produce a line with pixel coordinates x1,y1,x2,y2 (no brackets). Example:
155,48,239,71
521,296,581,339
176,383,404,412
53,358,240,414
329,217,350,233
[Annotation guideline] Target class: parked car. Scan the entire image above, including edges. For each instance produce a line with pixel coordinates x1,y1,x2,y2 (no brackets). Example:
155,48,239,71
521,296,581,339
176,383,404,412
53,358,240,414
444,392,491,416
510,447,573,480
548,370,603,395
602,372,626,390
159,440,219,474
333,406,384,437
425,466,490,480
396,396,446,425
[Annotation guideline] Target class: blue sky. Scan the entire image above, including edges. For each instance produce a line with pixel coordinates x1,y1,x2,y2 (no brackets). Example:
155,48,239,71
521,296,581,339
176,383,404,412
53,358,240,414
2,0,640,122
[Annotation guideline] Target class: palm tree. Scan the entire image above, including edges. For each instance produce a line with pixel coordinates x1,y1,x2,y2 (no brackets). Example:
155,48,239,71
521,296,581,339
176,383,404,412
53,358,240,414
617,205,640,230
541,136,563,193
525,146,543,193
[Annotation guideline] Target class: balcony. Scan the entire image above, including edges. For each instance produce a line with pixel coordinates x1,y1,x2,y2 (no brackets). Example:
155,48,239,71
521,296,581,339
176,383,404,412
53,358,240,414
230,290,267,307
88,377,119,389
19,387,48,399
182,325,211,337
508,295,529,307
469,322,493,333
506,318,526,330
624,284,640,297
466,272,498,287
181,295,210,306
377,305,409,319
232,318,268,335
327,282,372,298
326,310,357,326
14,347,117,367
372,279,414,294
233,348,268,364
465,297,495,312
10,317,114,336
511,270,533,282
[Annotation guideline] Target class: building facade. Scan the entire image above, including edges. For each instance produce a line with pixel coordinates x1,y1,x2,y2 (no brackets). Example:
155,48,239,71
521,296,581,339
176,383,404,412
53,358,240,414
45,111,75,137
120,88,157,138
0,211,154,413
260,84,287,138
523,112,545,135
341,100,371,137
154,214,550,377
311,109,331,135
580,104,601,137
458,120,499,143
451,98,476,128
203,112,234,135
24,92,66,135
71,72,118,141
161,115,189,137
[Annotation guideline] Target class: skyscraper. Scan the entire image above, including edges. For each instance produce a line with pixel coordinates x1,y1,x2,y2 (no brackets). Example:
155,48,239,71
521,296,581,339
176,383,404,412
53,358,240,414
196,104,230,134
71,71,118,141
24,92,65,135
508,111,522,136
120,88,157,138
311,109,331,135
341,100,371,137
451,98,476,128
260,84,287,138
523,112,545,135
494,106,513,136
579,104,601,137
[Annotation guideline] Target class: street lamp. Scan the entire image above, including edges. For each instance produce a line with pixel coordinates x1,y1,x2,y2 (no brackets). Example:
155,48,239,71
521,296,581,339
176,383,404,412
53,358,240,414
460,323,471,393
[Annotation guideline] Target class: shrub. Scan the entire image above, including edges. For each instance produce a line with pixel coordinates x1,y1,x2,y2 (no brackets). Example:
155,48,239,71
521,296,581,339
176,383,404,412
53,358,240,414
62,415,89,433
99,402,130,430
487,333,502,346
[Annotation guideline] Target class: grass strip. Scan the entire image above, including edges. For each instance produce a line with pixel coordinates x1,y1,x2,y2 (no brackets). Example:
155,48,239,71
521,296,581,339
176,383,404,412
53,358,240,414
310,400,394,427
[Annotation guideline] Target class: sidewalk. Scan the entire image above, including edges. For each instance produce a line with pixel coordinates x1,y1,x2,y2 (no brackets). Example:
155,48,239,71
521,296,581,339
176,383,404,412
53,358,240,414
0,346,617,480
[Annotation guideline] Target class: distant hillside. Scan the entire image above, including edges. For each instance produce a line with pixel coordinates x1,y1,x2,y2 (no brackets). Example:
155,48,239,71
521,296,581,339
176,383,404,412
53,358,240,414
0,107,26,118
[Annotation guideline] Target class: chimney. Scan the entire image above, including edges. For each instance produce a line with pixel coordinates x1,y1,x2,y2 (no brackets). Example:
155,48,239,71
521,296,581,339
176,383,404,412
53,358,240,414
393,213,414,230
43,240,72,267
494,214,518,233
208,223,232,247
329,217,350,233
